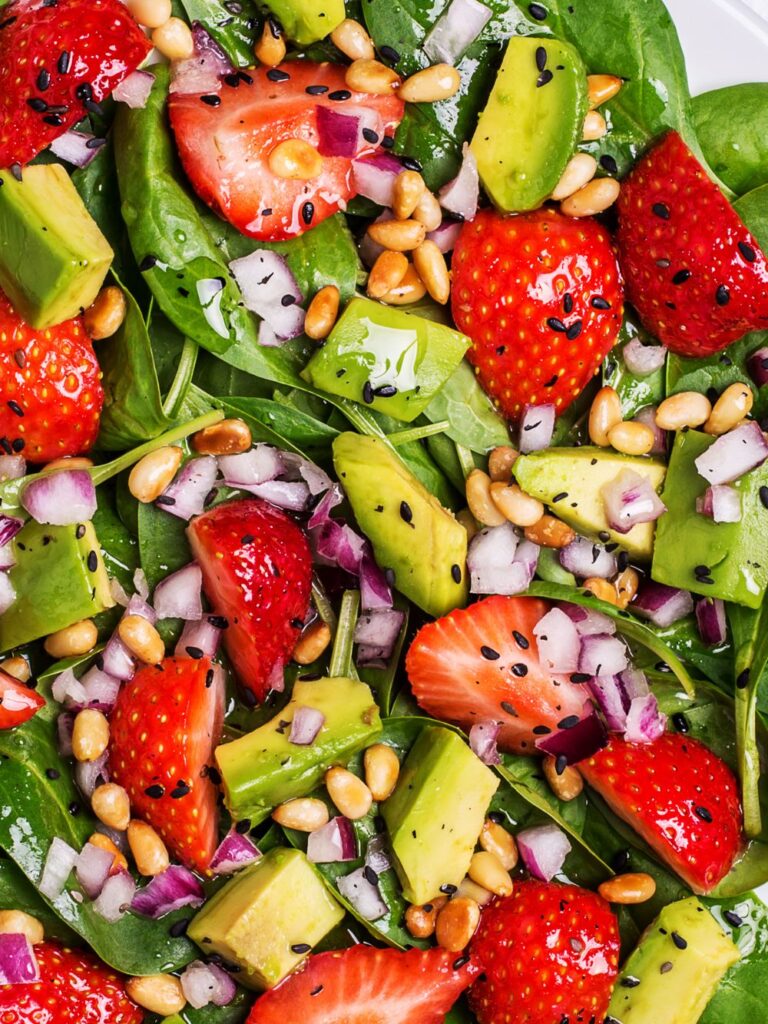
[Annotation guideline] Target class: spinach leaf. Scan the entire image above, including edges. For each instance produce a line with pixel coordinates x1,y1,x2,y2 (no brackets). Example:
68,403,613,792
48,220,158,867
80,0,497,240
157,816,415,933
176,0,260,66
603,311,666,418
0,857,79,945
72,141,138,286
93,486,140,592
693,84,768,197
423,361,510,454
138,501,193,590
666,331,768,419
735,182,768,250
701,893,768,1024
184,386,311,455
727,603,768,838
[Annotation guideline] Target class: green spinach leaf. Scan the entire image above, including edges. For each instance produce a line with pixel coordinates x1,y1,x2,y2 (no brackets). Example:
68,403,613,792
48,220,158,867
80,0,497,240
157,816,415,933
727,603,768,838
177,0,260,66
701,892,768,1024
0,857,79,945
693,84,768,197
603,311,666,418
424,361,510,454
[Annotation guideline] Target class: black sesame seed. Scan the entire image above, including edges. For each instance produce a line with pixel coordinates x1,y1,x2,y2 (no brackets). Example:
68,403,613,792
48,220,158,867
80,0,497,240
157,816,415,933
144,784,164,799
621,976,641,988
611,849,630,872
291,943,311,954
600,154,619,175
362,127,379,144
480,645,500,660
535,46,547,71
329,89,351,101
0,438,12,455
27,98,48,112
374,384,397,397
205,669,215,689
555,754,568,775
281,294,296,307
672,712,689,733
301,201,314,225
57,50,72,74
171,780,191,799
723,910,743,928
363,865,378,886
739,241,757,262
511,663,528,677
652,202,670,220
363,381,374,404
379,44,400,63
558,715,580,730
7,400,23,418
451,563,462,584
552,491,568,502
310,985,324,996
617,551,629,572
169,918,190,937
453,954,470,970
75,524,86,539
660,961,674,974
570,672,591,683
68,801,80,816
563,293,573,314
566,320,582,340
37,68,51,91
528,2,547,19
440,883,458,894
224,73,241,88
672,269,692,285
591,295,611,310
381,135,395,149
694,564,711,577
759,486,768,510
306,84,329,95
45,768,60,780
209,615,229,629
400,500,413,524
656,258,671,268
139,254,158,272
513,630,529,649
238,70,254,84
186,646,204,660
201,94,221,106
694,805,713,823
533,725,551,735
267,68,290,82
501,701,517,715
43,114,64,127
671,932,687,950
547,317,567,332
75,82,93,101
84,99,103,116
715,284,731,306
156,495,176,506
11,438,24,453
9,164,22,182
87,550,98,572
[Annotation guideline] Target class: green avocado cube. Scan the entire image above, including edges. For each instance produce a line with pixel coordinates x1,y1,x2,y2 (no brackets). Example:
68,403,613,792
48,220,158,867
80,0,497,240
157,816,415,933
302,297,470,423
382,725,499,904
0,163,113,328
188,848,344,990
260,0,344,45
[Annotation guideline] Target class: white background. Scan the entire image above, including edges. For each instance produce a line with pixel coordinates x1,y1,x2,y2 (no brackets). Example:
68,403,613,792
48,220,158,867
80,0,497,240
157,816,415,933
664,0,768,92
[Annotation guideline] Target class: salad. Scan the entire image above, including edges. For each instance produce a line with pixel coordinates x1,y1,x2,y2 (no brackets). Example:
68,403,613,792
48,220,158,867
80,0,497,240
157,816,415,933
0,0,767,1020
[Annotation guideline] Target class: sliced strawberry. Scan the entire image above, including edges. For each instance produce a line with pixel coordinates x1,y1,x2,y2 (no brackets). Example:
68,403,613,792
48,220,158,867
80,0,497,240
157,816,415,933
405,595,592,754
579,732,743,893
0,667,44,729
109,656,224,874
187,498,312,705
168,62,404,241
246,945,478,1024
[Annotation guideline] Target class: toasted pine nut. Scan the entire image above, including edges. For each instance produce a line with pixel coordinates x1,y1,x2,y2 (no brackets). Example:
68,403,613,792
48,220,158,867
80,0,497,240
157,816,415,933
126,974,186,1015
268,139,323,180
398,63,461,103
435,896,480,952
490,482,544,528
345,59,401,94
561,178,621,217
128,0,171,28
615,567,640,610
413,241,450,304
330,18,375,60
151,17,194,60
543,755,584,801
551,153,598,201
588,74,623,109
43,456,94,473
405,896,447,938
455,876,495,906
72,709,110,763
44,618,98,659
128,819,170,877
412,190,443,231
393,170,426,220
589,386,623,446
0,909,44,945
92,783,131,832
524,514,576,549
583,577,619,606
488,445,519,482
379,264,427,305
364,743,401,802
367,218,426,252
456,508,478,541
254,19,286,66
0,656,31,682
272,798,329,832
84,286,127,341
479,818,518,871
325,766,373,820
468,851,513,897
89,832,129,873
367,250,409,299
598,872,657,904
607,420,656,456
704,383,754,435
191,419,252,456
582,109,607,141
128,446,184,504
466,470,507,527
655,392,712,431
293,621,332,665
118,615,165,666
304,285,340,340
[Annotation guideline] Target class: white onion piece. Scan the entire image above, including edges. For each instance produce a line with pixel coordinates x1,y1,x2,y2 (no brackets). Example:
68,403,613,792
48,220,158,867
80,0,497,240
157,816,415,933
125,592,157,625
39,837,78,899
0,515,23,547
237,478,310,511
160,456,218,521
101,633,136,681
181,960,237,1010
424,0,492,63
559,536,617,580
601,469,666,534
533,607,581,673
131,865,205,918
112,69,155,108
468,523,517,594
696,484,741,523
219,445,283,486
337,866,387,920
93,870,136,923
468,720,501,765
519,404,555,454
49,129,102,167
0,455,25,481
75,841,115,899
624,693,667,744
153,563,204,620
80,666,121,711
354,608,405,664
210,831,262,875
74,752,110,799
351,152,403,207
0,934,39,985
560,603,616,636
588,675,629,732
289,706,326,745
307,817,358,864
229,250,305,341
170,24,233,95
632,582,693,628
633,405,666,455
427,219,463,253
696,597,727,646
579,634,629,677
695,421,768,485
22,470,97,526
175,617,223,659
517,824,572,881
0,572,14,613
281,452,333,496
109,576,130,607
0,546,15,571
619,668,649,701
133,567,150,600
52,669,87,707
365,834,391,874
623,337,667,376
439,143,479,221
359,551,394,611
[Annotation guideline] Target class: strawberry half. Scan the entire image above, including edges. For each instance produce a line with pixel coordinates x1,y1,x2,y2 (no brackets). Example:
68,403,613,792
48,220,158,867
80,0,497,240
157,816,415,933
616,131,768,356
579,732,743,893
451,207,624,421
405,595,592,754
109,656,225,874
0,667,45,729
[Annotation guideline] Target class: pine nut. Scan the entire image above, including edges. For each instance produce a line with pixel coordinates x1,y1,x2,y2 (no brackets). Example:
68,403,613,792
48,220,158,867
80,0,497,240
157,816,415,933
128,446,184,503
367,250,409,299
128,819,170,877
456,508,478,541
84,286,127,341
582,109,607,141
254,19,286,66
479,818,518,871
367,218,426,252
92,783,131,832
393,171,426,220
379,264,427,305
398,64,461,103
583,577,619,606
293,621,332,665
655,392,712,431
330,18,375,60
272,798,330,832
435,897,480,952
543,755,584,801
0,909,44,945
551,153,598,201
363,743,401,802
468,851,513,896
490,482,544,528
191,419,252,456
588,74,623,109
524,514,576,549
0,656,31,682
72,709,110,763
561,178,621,218
325,766,373,820
44,619,98,659
487,446,518,482
126,974,186,1015
268,139,323,180
44,456,94,473
607,420,656,456
413,241,451,304
412,190,443,231
615,567,640,610
118,615,165,666
598,872,656,904
589,386,623,446
345,59,401,95
405,896,447,938
89,832,129,873
455,876,495,906
128,0,171,28
151,17,194,60
304,285,340,340
704,383,754,435
466,470,507,527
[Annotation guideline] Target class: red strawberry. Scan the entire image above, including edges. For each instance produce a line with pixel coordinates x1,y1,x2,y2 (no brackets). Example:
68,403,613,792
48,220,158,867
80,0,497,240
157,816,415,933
168,62,404,241
405,595,592,754
0,0,151,167
469,880,620,1024
579,732,743,893
616,131,768,356
0,941,142,1024
109,655,224,873
187,498,312,704
246,945,478,1024
451,207,624,422
0,667,45,729
0,292,103,462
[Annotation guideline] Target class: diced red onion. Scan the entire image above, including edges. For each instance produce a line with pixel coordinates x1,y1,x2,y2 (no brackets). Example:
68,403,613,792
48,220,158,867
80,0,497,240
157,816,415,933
39,837,78,899
160,456,218,521
0,516,22,548
468,720,501,765
80,666,121,711
153,563,204,621
0,572,14,613
601,469,666,534
423,0,492,63
210,831,262,875
427,219,463,253
310,504,368,576
468,523,517,595
519,404,555,454
316,105,383,158
207,963,237,1007
517,824,572,881
101,633,136,681
175,618,224,659
182,960,237,1009
0,455,25,481
354,608,405,666
365,834,391,874
536,711,608,764
93,870,136,923
229,250,305,342
696,598,727,646
131,865,205,919
237,479,310,511
579,634,629,677
112,69,155,108
351,151,403,207
0,546,14,571
560,603,617,636
359,551,394,611
623,337,667,376
74,752,110,799
307,817,358,864
619,668,649,700
632,581,693,628
633,405,667,455
588,675,629,732
695,421,768,485
533,607,581,673
624,693,667,744
439,143,479,221
75,841,115,900
0,934,39,985
281,452,333,497
747,347,768,388
49,129,101,167
695,484,741,523
57,713,74,757
52,669,87,707
125,592,157,625
219,445,283,487
337,866,387,921
171,24,233,95
289,706,326,745
22,470,96,526
559,536,617,580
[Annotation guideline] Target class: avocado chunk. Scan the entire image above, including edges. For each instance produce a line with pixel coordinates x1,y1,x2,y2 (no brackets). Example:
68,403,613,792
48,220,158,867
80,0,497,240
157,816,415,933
302,297,470,423
216,675,381,824
471,36,588,213
514,447,666,560
188,848,344,990
652,430,768,608
382,725,499,904
260,0,344,45
0,164,113,329
607,897,740,1023
332,432,468,617
0,520,114,653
